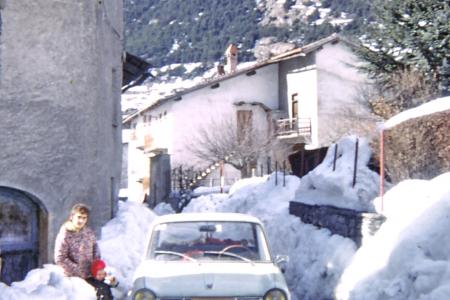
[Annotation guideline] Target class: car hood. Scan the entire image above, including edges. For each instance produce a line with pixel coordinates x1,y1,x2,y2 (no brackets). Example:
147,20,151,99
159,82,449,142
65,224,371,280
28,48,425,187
132,260,289,297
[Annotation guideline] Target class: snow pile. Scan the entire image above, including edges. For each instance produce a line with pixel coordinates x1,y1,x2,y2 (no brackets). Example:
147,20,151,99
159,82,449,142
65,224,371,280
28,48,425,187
192,185,231,197
336,172,450,300
2,132,449,300
295,136,381,212
152,202,175,215
183,173,357,300
98,201,157,298
383,96,450,129
0,201,157,300
0,265,95,300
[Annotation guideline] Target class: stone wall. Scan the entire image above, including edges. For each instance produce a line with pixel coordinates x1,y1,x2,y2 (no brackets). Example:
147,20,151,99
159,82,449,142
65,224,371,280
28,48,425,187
289,201,385,246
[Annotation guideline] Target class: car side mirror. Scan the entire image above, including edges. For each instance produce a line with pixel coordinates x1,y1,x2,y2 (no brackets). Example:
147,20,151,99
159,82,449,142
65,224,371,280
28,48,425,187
275,254,289,273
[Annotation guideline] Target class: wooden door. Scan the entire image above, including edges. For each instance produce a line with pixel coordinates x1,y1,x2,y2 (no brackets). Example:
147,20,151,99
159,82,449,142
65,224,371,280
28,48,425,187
236,110,253,144
0,188,39,285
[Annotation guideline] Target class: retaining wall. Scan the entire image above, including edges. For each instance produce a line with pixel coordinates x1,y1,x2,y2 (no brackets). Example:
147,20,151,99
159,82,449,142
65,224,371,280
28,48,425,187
289,201,385,246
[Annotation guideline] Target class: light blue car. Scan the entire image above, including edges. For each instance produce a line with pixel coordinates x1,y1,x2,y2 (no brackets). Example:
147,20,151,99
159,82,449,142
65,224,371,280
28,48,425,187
128,212,290,300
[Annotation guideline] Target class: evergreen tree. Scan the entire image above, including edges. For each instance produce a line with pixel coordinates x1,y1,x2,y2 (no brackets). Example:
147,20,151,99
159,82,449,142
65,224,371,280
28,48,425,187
354,0,449,102
123,0,380,73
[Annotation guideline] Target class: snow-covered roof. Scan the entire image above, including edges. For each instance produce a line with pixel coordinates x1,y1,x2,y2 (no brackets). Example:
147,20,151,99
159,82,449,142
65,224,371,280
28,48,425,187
122,33,351,125
383,96,450,129
151,212,263,225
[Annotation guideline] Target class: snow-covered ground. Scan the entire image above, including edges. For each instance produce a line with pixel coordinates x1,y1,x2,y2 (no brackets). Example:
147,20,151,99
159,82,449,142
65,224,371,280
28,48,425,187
2,138,449,299
1,98,449,299
3,163,449,299
336,172,450,300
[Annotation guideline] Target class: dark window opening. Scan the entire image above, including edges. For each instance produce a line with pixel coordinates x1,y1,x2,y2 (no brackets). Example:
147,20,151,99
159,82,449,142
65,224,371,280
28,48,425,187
291,93,299,119
288,146,328,177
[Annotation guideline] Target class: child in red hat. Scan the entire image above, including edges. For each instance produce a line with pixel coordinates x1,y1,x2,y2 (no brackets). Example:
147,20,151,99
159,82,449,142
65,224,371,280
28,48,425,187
86,259,118,300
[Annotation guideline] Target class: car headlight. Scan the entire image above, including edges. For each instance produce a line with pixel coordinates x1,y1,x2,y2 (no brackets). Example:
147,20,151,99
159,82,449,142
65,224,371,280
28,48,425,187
133,288,156,300
264,289,287,300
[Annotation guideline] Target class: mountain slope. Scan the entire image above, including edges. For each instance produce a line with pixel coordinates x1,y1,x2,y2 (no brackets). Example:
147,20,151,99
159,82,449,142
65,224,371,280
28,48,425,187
124,0,372,67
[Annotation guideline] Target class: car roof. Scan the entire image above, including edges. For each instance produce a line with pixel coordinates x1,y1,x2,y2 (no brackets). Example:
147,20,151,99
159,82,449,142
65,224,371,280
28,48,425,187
152,212,263,225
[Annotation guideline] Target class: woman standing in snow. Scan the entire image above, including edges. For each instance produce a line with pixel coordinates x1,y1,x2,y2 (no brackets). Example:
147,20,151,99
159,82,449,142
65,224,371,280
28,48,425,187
54,203,101,279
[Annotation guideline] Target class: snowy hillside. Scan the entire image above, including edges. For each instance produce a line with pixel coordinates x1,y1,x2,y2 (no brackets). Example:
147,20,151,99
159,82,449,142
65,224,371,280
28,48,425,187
124,0,370,66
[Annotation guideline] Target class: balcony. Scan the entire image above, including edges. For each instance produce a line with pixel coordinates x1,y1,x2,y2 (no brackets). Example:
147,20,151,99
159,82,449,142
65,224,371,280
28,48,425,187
275,117,311,141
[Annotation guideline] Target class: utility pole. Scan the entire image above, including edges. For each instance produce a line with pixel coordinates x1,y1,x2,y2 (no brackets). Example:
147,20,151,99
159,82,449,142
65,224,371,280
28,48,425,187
220,161,224,193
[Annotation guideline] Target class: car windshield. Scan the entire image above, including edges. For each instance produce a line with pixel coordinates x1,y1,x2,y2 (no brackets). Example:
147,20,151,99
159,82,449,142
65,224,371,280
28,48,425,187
148,221,271,262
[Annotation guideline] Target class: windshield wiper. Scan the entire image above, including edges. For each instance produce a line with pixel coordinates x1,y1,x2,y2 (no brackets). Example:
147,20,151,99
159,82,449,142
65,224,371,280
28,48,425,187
154,250,197,262
203,251,254,264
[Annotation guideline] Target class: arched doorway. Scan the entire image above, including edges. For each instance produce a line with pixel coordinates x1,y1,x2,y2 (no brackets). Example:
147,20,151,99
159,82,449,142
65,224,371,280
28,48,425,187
0,187,42,285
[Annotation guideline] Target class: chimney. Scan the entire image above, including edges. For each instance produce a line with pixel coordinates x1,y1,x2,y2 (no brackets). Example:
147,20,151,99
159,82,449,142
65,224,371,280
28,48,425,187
225,44,238,73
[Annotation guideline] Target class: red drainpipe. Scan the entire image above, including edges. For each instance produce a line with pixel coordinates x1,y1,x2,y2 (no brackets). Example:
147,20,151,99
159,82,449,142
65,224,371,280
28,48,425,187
379,129,385,212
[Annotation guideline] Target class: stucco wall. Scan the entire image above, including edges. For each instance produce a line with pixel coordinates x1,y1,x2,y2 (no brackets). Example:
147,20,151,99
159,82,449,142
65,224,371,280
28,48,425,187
131,65,278,162
316,42,376,147
124,65,279,199
172,65,278,166
286,67,319,147
0,0,123,263
278,53,316,114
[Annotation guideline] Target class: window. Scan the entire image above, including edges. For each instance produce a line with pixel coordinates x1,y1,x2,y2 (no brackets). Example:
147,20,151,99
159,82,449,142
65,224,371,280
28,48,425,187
149,221,271,262
291,93,299,119
236,110,253,144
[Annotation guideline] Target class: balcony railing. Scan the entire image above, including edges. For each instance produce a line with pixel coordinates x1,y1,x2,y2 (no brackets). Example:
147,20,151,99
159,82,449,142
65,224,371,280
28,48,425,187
275,117,311,137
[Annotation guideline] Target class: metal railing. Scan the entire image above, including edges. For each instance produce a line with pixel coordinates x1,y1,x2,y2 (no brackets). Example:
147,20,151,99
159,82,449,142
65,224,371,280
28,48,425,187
275,117,311,137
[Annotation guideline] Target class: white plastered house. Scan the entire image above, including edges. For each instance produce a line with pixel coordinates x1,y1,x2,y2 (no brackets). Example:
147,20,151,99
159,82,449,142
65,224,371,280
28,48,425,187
122,34,376,204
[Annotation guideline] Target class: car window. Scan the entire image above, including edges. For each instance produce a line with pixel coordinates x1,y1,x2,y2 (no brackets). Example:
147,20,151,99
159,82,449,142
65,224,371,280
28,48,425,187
148,221,271,262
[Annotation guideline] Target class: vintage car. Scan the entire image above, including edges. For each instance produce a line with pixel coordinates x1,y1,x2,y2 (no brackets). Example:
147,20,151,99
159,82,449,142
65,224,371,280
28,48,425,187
128,212,290,300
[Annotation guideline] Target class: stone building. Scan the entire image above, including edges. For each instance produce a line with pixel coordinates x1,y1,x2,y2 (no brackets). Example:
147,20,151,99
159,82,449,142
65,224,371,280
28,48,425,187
0,0,123,284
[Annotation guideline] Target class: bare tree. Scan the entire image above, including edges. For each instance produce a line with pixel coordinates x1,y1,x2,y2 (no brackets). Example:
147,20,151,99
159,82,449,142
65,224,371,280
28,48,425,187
188,116,282,178
361,69,437,119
